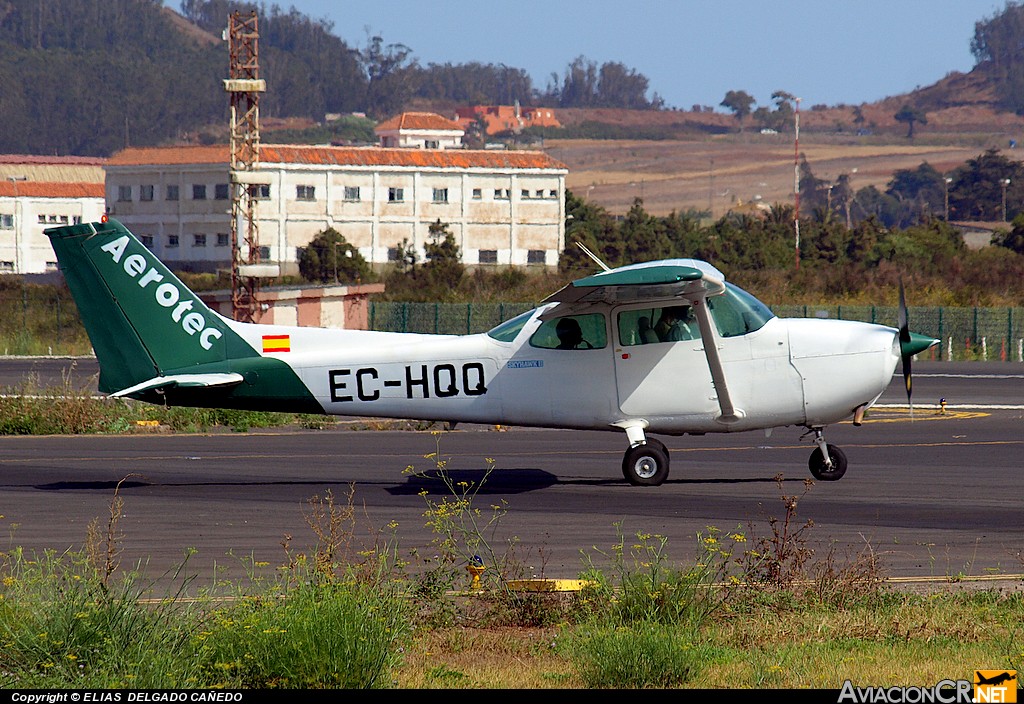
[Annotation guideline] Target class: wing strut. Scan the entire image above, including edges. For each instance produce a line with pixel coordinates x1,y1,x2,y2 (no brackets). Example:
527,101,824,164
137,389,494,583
691,297,744,424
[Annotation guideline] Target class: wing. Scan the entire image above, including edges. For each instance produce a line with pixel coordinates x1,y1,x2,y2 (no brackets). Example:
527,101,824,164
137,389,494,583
541,261,726,312
542,260,743,425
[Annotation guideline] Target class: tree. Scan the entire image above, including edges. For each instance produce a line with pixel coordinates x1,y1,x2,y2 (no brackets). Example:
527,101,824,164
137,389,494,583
894,104,928,139
421,220,465,293
355,33,419,118
556,56,600,108
298,228,373,284
596,62,651,109
971,2,1024,112
621,198,672,263
885,162,947,226
720,90,756,131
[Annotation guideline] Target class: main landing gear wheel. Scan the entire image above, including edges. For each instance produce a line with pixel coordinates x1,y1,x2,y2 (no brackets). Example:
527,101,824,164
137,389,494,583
622,438,670,486
808,444,848,481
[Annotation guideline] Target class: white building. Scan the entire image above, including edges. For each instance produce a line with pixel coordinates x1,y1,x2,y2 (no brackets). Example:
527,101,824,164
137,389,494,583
104,118,568,275
0,155,107,274
374,111,465,149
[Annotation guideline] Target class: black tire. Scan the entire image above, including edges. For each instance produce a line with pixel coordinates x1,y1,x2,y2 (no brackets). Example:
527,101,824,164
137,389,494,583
622,439,670,486
808,444,848,481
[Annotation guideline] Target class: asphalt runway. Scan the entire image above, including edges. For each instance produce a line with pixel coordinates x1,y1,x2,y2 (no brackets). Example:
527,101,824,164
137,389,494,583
0,356,1022,592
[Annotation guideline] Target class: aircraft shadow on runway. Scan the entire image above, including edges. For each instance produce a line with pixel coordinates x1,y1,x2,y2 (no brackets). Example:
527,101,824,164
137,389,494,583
28,469,810,495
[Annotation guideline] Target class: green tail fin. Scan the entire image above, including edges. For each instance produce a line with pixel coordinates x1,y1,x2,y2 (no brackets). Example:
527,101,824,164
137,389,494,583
46,218,257,394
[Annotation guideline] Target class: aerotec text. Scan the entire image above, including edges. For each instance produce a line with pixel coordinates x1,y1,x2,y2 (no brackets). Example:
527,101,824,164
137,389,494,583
99,235,224,351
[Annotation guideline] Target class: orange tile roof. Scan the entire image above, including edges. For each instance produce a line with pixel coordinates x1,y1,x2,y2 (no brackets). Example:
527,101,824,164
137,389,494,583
0,154,107,166
0,182,105,198
375,111,464,132
108,144,567,171
106,145,229,165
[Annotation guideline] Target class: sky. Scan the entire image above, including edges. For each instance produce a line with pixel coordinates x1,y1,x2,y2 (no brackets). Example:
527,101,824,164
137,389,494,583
278,0,1003,110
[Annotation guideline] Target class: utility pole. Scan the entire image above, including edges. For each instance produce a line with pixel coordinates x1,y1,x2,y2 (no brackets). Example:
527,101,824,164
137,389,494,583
793,97,801,270
1002,178,1011,222
225,10,274,322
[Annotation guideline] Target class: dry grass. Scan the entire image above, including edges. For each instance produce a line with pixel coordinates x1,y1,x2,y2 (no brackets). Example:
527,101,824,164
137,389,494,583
547,134,1007,217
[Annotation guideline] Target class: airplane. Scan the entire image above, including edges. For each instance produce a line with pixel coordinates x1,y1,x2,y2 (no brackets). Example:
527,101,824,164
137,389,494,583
45,217,938,487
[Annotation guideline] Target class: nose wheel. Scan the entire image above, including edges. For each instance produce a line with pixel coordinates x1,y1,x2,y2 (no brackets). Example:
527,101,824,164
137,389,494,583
806,427,848,481
622,438,670,486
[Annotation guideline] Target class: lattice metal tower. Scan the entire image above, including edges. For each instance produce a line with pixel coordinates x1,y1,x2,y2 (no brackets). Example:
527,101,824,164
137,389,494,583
224,10,269,322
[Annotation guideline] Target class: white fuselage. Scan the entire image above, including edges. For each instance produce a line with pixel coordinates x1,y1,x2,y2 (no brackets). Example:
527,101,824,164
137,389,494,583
224,304,901,436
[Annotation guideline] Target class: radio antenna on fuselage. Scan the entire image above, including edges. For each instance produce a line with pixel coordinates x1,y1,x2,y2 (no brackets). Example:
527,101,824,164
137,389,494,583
575,241,611,271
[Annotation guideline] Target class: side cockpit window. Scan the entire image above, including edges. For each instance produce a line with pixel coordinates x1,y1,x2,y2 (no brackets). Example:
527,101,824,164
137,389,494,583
530,313,607,350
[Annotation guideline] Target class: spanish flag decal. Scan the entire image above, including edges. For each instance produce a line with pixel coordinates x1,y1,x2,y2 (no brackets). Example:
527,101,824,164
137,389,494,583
262,334,290,353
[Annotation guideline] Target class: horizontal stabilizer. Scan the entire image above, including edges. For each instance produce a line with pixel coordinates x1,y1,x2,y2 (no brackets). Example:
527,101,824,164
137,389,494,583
110,373,245,398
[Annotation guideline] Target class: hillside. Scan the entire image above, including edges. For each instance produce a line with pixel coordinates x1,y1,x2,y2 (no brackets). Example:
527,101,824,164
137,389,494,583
532,65,1024,218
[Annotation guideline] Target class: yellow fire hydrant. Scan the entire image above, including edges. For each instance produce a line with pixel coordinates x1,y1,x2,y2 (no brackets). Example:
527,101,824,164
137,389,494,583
466,556,485,590
939,397,947,415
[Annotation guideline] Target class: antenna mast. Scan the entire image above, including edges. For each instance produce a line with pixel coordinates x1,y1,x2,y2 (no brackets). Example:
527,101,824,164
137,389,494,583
225,10,267,322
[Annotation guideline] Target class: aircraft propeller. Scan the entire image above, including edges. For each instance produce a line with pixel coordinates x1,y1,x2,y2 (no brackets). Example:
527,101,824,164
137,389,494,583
898,279,913,410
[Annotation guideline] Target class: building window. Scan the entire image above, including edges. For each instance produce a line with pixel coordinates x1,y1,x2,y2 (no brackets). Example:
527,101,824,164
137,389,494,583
215,183,230,200
192,184,206,200
296,185,315,200
535,189,544,198
45,261,57,271
117,185,132,202
432,188,449,203
0,261,13,272
0,214,13,229
248,184,270,200
425,140,439,149
37,215,46,224
387,247,400,261
216,233,230,247
521,189,530,199
388,187,404,203
140,234,154,248
472,188,482,199
527,250,546,264
72,216,82,224
479,250,498,264
193,234,207,247
140,185,154,201
494,189,508,200
258,246,270,260
166,185,179,201
549,189,558,198
167,234,179,248
343,186,361,201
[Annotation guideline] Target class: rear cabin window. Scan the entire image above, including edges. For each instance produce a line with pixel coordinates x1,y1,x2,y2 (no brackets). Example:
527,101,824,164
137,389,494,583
617,306,699,346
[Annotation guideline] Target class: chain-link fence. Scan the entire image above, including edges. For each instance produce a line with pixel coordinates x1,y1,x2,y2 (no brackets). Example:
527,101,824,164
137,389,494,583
2,290,1021,362
772,304,1024,361
0,290,91,355
369,301,536,336
372,301,1024,362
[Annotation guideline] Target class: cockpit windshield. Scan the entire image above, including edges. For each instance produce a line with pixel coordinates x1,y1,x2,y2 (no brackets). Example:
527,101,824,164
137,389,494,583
486,309,536,342
708,282,775,337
